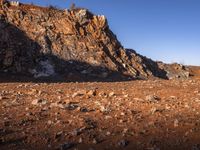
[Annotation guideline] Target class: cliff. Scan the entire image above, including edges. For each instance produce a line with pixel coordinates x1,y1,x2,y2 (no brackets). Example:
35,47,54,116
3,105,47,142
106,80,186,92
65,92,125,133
0,1,190,81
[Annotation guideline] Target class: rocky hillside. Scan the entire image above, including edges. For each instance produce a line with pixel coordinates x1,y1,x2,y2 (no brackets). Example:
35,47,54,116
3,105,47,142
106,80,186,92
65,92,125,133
0,1,190,81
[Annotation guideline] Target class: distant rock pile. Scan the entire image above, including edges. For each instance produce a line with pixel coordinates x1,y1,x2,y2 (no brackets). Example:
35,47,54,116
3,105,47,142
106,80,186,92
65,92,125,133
0,1,190,81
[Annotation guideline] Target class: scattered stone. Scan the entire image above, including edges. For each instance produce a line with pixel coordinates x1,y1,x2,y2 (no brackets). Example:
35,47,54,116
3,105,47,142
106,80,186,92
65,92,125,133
117,139,129,147
106,131,111,136
52,102,79,110
27,89,38,95
169,96,177,100
26,112,33,116
146,95,161,103
104,116,112,120
72,91,85,98
50,102,59,108
119,119,124,123
57,103,66,109
55,131,63,139
124,94,129,98
174,119,179,127
47,120,52,125
122,128,128,135
84,118,97,129
109,92,115,97
38,90,43,96
150,107,159,114
80,107,89,112
0,96,7,100
71,128,82,136
120,112,125,116
78,137,83,143
60,142,74,150
87,90,96,97
98,92,108,97
31,99,47,105
184,103,190,108
66,102,79,110
100,106,111,113
195,99,200,104
194,90,200,94
92,138,98,144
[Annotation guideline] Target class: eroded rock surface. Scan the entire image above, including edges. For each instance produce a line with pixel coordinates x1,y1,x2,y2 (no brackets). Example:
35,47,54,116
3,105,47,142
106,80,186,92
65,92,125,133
0,1,190,81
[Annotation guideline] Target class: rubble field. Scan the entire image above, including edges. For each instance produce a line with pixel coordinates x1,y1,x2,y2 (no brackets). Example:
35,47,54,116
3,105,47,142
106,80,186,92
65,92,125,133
1,69,200,150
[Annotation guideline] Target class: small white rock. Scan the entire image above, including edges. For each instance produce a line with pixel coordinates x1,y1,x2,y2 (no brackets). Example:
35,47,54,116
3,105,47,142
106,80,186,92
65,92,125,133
174,119,179,127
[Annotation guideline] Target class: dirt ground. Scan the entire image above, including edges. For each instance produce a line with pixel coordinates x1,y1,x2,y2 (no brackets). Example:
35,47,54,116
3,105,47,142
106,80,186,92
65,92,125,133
1,68,200,150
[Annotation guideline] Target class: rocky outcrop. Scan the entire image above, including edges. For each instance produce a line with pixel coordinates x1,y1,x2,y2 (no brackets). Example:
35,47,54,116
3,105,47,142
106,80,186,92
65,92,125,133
0,1,190,81
158,63,190,79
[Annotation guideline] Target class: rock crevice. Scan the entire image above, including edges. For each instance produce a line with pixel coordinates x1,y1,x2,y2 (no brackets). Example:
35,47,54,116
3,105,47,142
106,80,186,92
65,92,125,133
0,1,189,81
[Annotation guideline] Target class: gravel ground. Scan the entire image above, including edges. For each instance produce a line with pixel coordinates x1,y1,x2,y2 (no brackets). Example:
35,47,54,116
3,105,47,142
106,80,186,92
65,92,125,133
1,77,200,150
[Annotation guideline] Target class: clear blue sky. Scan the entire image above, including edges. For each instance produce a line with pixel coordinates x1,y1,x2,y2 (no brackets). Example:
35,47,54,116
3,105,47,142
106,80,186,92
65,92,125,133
20,0,200,65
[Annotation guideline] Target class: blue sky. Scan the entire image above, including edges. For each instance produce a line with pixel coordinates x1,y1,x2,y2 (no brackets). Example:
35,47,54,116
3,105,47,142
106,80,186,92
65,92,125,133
20,0,200,65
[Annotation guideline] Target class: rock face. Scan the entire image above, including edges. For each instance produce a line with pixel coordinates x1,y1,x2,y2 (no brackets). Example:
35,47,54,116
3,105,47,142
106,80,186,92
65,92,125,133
0,1,189,81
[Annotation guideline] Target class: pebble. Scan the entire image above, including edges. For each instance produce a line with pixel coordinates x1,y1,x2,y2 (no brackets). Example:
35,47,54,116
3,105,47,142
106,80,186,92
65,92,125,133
98,92,107,97
31,99,47,105
27,89,38,95
150,107,158,114
92,138,98,144
55,131,63,139
71,129,81,136
146,95,161,103
174,119,179,127
109,92,115,97
80,107,89,112
100,106,110,113
72,91,85,98
87,90,96,97
47,120,52,125
78,137,83,143
0,96,7,100
124,94,129,98
117,139,129,147
38,90,43,95
106,131,111,136
60,142,74,150
66,103,79,110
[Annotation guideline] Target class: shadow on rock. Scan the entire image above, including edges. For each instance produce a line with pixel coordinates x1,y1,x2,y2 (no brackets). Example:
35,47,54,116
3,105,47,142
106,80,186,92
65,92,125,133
0,19,134,83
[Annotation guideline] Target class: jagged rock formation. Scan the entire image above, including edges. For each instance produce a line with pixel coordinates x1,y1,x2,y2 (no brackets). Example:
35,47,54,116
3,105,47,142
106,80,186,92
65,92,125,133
0,1,190,81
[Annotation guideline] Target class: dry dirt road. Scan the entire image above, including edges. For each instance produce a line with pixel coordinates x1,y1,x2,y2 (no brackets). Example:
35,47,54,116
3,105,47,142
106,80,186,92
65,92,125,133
1,74,200,150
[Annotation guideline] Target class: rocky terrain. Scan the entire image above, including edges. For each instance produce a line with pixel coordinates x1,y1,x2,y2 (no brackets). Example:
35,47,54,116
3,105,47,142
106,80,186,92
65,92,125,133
1,1,200,150
1,75,200,150
0,0,190,81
